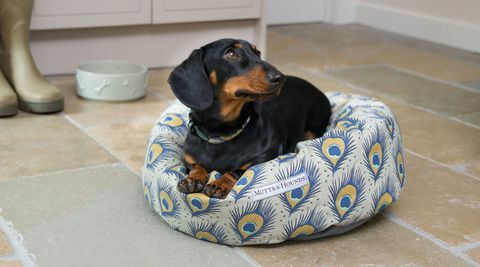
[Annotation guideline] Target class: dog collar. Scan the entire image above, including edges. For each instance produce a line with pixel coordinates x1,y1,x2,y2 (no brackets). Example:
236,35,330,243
188,116,251,144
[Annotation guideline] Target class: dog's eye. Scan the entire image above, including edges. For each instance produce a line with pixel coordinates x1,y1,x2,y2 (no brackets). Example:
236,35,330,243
225,49,239,60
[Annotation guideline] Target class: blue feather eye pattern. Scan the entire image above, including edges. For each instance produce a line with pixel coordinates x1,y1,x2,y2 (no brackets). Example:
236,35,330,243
208,171,222,183
370,177,397,215
163,163,187,181
143,179,154,208
277,160,321,214
311,130,355,174
157,113,188,136
146,137,178,171
362,127,388,181
283,209,327,239
187,222,227,244
229,201,276,243
393,138,406,187
142,93,408,245
181,193,220,217
328,169,366,223
231,165,266,202
157,179,181,220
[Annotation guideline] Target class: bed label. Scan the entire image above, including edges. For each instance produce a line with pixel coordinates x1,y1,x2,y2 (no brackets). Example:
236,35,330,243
251,172,308,201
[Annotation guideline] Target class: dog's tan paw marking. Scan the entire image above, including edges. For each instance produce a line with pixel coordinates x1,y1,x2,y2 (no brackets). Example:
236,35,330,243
178,164,208,193
177,178,205,193
203,173,236,199
203,183,230,199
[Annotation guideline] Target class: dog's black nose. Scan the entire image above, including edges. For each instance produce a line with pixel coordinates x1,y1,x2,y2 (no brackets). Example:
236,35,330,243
268,73,285,85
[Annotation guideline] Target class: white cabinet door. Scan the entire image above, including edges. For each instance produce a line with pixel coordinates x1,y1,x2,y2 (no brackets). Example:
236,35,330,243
31,0,151,30
152,0,261,24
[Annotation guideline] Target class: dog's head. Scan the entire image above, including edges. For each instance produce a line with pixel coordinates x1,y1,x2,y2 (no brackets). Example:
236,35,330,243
168,39,285,121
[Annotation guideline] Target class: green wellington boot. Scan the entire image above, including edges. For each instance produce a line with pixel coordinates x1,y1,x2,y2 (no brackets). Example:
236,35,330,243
0,70,17,117
0,0,64,113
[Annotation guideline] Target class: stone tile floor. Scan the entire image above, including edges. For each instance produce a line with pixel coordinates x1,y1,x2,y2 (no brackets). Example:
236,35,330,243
0,23,479,266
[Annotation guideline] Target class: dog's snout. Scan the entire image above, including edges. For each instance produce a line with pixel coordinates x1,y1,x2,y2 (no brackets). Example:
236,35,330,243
268,72,285,85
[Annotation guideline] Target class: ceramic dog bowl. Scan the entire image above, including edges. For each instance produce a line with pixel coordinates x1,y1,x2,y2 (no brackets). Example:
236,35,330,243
76,60,148,101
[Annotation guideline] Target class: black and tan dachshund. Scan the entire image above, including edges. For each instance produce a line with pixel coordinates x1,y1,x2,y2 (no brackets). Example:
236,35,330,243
168,38,331,199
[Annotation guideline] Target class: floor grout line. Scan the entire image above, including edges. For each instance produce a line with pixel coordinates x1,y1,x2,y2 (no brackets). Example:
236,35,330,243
0,216,37,267
14,162,123,181
384,64,480,94
384,213,480,267
62,113,87,131
293,62,480,264
321,63,386,73
41,62,479,265
325,62,480,94
292,63,480,131
304,63,480,180
65,110,259,262
383,213,450,249
232,247,261,267
61,84,264,264
59,99,174,132
404,148,480,182
63,114,141,177
148,88,173,101
271,23,480,71
0,254,19,261
450,54,480,69
452,241,480,254
77,116,162,132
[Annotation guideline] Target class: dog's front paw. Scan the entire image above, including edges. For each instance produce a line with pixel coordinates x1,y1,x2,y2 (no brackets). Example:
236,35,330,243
178,164,208,193
177,177,206,193
204,173,236,199
203,182,230,199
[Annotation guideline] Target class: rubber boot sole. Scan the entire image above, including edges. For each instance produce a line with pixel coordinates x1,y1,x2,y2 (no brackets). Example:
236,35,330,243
19,99,64,114
0,103,17,117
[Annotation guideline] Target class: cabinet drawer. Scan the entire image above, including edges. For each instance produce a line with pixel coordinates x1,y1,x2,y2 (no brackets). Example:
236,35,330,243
31,0,151,30
153,0,261,24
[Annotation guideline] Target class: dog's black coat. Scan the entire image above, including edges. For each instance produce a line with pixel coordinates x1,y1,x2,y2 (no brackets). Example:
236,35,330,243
169,39,331,175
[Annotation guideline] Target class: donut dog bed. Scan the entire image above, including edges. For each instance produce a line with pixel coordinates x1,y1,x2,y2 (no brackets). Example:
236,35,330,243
142,92,406,245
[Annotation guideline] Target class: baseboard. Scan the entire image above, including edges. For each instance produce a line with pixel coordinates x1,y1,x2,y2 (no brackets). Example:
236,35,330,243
265,0,327,25
356,2,480,53
324,0,357,25
265,0,357,25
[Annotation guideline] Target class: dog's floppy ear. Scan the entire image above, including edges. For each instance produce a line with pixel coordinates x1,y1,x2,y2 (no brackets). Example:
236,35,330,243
168,49,213,111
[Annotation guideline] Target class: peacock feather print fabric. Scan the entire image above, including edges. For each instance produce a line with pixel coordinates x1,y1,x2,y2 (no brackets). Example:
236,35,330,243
142,92,406,245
